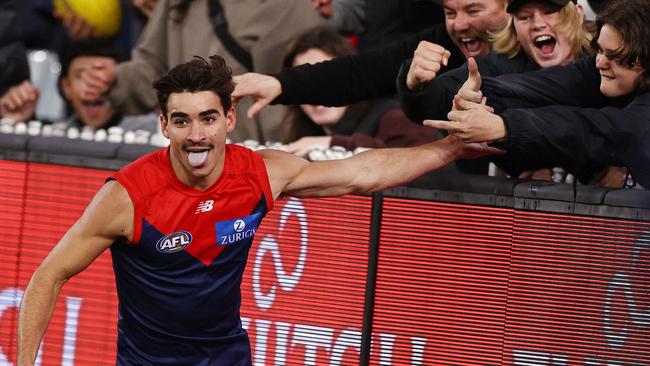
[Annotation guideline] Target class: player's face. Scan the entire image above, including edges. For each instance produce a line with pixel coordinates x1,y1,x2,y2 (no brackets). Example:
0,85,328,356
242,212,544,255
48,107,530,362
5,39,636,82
161,91,236,188
443,0,509,58
595,24,644,97
61,56,117,129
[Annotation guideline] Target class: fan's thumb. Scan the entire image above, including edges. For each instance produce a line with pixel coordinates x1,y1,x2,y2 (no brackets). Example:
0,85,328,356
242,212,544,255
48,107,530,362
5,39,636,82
467,57,481,91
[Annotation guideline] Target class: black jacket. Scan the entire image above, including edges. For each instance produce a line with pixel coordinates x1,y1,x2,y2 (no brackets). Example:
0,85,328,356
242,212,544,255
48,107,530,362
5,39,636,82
481,54,650,187
398,51,539,123
0,0,29,95
361,0,444,50
396,51,540,175
272,24,464,107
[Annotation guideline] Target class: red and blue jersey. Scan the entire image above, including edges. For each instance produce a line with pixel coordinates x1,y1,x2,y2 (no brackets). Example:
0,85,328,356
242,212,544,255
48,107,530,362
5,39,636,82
108,144,273,365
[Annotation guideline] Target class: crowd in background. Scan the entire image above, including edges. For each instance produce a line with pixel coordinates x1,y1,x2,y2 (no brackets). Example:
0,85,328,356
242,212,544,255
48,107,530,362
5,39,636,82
1,0,648,189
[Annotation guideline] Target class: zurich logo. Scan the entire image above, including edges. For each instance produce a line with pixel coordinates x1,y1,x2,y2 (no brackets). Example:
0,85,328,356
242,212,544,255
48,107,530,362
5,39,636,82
216,212,262,246
156,231,193,253
234,219,246,232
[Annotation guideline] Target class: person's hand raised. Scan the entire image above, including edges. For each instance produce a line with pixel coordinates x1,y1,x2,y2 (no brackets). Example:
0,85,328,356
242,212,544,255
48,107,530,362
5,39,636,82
424,58,506,143
453,57,486,110
232,73,282,119
54,6,95,40
79,59,117,100
0,80,40,123
405,41,451,91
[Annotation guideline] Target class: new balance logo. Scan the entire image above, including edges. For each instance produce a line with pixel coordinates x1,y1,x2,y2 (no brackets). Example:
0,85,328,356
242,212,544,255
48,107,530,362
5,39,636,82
195,200,214,214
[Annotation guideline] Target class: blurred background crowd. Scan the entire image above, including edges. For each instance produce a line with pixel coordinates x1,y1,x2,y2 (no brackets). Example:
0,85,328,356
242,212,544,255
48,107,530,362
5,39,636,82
3,0,646,189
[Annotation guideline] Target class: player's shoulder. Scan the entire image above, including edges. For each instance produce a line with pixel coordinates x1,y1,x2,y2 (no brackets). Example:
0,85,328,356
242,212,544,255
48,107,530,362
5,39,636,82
120,148,166,175
257,147,288,159
112,148,170,195
257,148,308,179
95,180,133,208
81,179,134,240
257,147,303,165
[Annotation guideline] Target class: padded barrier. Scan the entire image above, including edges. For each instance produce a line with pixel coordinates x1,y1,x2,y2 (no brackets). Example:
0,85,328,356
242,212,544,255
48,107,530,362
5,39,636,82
1,135,649,365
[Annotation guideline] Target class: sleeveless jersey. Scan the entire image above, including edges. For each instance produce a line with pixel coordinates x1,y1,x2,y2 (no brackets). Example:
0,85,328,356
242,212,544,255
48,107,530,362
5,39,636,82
108,145,274,366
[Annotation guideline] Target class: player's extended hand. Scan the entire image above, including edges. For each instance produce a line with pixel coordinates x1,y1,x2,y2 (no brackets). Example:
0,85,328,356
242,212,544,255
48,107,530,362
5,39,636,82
285,136,332,157
232,73,282,119
447,135,506,160
79,60,117,100
406,41,451,91
0,80,40,123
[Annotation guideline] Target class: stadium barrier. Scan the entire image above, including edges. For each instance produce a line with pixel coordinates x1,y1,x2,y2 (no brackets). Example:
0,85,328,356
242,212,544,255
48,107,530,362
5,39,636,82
0,135,648,365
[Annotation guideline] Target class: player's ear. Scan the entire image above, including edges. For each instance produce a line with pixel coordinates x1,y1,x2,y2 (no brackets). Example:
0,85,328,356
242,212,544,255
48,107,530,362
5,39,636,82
225,106,236,134
160,114,170,138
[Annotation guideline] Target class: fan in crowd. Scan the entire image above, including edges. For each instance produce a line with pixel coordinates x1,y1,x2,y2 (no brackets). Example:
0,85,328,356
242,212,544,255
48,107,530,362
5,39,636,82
280,26,441,157
398,0,596,181
0,39,158,133
73,0,325,143
232,0,512,119
425,0,650,188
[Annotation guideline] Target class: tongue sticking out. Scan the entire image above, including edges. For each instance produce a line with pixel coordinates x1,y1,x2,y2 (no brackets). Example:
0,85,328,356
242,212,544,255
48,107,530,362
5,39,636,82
188,151,208,167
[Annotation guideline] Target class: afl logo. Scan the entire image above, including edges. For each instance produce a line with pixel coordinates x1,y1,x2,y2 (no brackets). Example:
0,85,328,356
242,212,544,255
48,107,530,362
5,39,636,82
156,231,192,253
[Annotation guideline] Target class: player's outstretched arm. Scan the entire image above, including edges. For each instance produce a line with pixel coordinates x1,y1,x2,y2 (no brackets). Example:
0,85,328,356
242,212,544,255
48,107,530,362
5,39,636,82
17,180,133,366
261,136,502,199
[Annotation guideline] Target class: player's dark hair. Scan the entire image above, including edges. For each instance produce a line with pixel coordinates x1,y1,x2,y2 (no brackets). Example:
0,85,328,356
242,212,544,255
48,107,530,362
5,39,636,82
153,55,235,118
